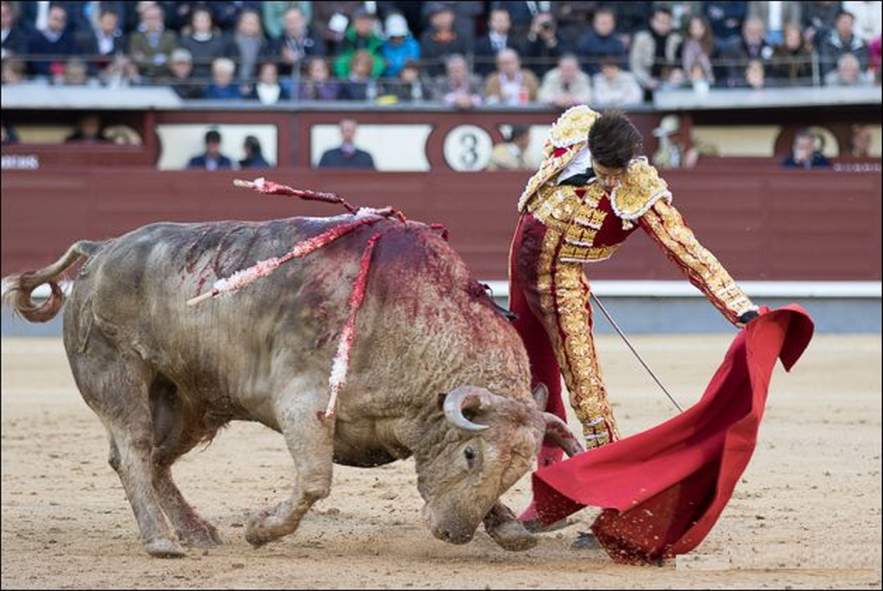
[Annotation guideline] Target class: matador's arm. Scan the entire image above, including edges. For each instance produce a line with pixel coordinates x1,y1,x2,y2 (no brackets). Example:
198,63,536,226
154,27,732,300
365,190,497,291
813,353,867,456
638,199,758,326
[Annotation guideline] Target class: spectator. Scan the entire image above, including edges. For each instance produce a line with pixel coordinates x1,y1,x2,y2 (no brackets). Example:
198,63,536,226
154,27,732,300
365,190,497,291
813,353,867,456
248,61,290,104
77,9,125,75
490,1,540,36
782,129,831,169
650,114,716,169
702,1,747,42
296,56,340,100
166,48,203,99
630,7,683,96
312,1,361,53
179,7,233,80
682,15,716,84
380,13,419,77
187,129,233,170
577,8,626,75
538,54,592,107
870,35,881,80
842,1,882,42
484,48,539,105
1,0,28,58
239,135,272,168
420,1,484,47
720,17,774,86
317,119,376,169
63,57,90,85
419,4,470,77
772,23,814,84
431,53,483,109
848,125,873,157
270,6,324,78
65,114,108,143
210,2,262,33
333,8,384,79
1,120,18,144
825,53,871,86
232,9,266,84
339,50,376,100
26,3,79,77
747,1,801,46
522,12,567,78
262,1,311,41
744,58,766,88
592,57,643,107
128,3,177,79
801,1,843,46
819,10,869,76
1,55,25,84
382,60,425,102
204,57,241,99
488,125,535,171
549,1,598,48
474,7,519,76
101,54,142,88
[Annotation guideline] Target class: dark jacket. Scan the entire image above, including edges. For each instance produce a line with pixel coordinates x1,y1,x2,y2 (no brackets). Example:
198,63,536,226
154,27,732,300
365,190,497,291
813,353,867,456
781,152,831,169
419,29,470,77
522,33,568,77
1,26,29,56
27,29,80,76
317,146,376,169
703,1,748,42
265,27,325,77
187,153,234,170
179,32,235,79
720,36,773,85
818,31,869,76
473,33,521,76
239,154,272,168
576,29,626,74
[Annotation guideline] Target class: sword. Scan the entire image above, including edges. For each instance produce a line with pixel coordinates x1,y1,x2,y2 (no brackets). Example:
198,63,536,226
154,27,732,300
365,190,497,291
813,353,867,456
589,292,685,413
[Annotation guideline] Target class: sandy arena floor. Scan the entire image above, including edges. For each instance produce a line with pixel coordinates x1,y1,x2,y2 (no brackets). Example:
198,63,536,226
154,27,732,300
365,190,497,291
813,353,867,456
1,334,881,589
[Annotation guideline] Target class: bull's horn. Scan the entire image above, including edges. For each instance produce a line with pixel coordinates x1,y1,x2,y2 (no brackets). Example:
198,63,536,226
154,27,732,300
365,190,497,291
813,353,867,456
443,387,491,432
542,413,585,457
531,383,549,412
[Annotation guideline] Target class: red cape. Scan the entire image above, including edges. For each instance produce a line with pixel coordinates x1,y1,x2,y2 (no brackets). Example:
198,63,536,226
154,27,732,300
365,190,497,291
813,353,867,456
531,305,814,564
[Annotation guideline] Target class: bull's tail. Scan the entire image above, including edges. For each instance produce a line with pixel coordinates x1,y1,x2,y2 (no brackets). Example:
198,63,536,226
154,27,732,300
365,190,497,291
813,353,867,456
1,240,104,322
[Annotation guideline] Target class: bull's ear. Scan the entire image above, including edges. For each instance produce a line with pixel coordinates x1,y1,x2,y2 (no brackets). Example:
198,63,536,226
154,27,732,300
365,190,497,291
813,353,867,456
532,383,549,411
437,392,447,410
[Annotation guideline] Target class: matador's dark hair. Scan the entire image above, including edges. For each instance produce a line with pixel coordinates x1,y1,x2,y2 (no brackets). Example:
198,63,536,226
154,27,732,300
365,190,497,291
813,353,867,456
588,111,643,169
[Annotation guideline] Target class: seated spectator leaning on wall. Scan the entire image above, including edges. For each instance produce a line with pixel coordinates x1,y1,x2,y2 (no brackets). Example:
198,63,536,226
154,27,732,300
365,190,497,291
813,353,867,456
431,53,483,109
205,57,240,99
339,50,376,100
188,129,233,170
577,7,626,75
381,13,419,77
521,11,566,78
318,119,376,169
26,3,78,77
772,23,814,84
420,3,470,78
592,57,643,107
129,3,177,80
1,0,29,58
296,57,340,100
334,8,384,79
819,10,869,76
538,54,591,107
474,7,519,76
240,135,271,169
848,125,873,157
682,15,716,85
487,125,534,171
720,16,774,87
65,114,108,143
630,7,683,98
825,52,871,86
382,60,425,102
166,48,203,99
248,62,290,104
484,48,539,105
782,128,831,169
651,114,717,169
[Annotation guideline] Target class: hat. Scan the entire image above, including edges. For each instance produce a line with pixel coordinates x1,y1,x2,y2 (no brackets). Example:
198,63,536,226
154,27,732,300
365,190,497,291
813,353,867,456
170,48,192,63
652,115,680,137
385,13,409,37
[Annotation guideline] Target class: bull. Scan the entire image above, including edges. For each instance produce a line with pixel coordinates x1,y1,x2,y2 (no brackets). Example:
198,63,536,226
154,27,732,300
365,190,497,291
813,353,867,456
2,211,581,557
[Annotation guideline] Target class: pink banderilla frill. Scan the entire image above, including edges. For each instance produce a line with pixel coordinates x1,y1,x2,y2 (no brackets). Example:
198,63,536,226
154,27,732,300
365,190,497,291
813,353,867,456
324,232,382,420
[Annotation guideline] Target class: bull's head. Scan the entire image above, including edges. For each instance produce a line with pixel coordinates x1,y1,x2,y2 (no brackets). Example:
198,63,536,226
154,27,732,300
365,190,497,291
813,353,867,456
415,383,582,545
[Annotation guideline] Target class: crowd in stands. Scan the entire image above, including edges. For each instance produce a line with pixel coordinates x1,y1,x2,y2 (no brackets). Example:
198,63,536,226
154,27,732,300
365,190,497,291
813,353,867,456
1,1,881,106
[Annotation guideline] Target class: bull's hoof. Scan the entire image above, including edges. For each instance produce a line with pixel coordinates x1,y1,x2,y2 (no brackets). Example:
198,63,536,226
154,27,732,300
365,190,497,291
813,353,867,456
487,520,539,552
178,521,222,548
144,537,186,558
523,517,572,533
245,516,276,548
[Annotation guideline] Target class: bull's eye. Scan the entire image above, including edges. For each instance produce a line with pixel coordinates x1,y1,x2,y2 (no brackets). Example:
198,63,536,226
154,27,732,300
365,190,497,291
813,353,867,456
464,447,477,466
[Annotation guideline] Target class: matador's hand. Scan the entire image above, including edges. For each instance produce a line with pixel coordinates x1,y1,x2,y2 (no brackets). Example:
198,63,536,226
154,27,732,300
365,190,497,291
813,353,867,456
736,309,760,327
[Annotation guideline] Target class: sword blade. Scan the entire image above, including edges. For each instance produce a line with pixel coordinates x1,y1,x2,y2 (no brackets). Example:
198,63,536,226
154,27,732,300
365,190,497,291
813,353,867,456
590,292,685,413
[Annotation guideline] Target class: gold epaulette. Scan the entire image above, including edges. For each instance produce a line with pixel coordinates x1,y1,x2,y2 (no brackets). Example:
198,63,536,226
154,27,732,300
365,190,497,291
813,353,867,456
610,158,673,229
516,105,600,212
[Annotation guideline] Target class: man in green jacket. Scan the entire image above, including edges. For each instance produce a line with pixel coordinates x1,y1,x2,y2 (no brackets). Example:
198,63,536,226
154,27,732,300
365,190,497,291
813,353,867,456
333,8,385,79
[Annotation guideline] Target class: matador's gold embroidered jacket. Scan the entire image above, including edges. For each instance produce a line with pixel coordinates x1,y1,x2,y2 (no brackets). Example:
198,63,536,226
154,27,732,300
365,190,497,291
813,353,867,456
517,106,756,325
